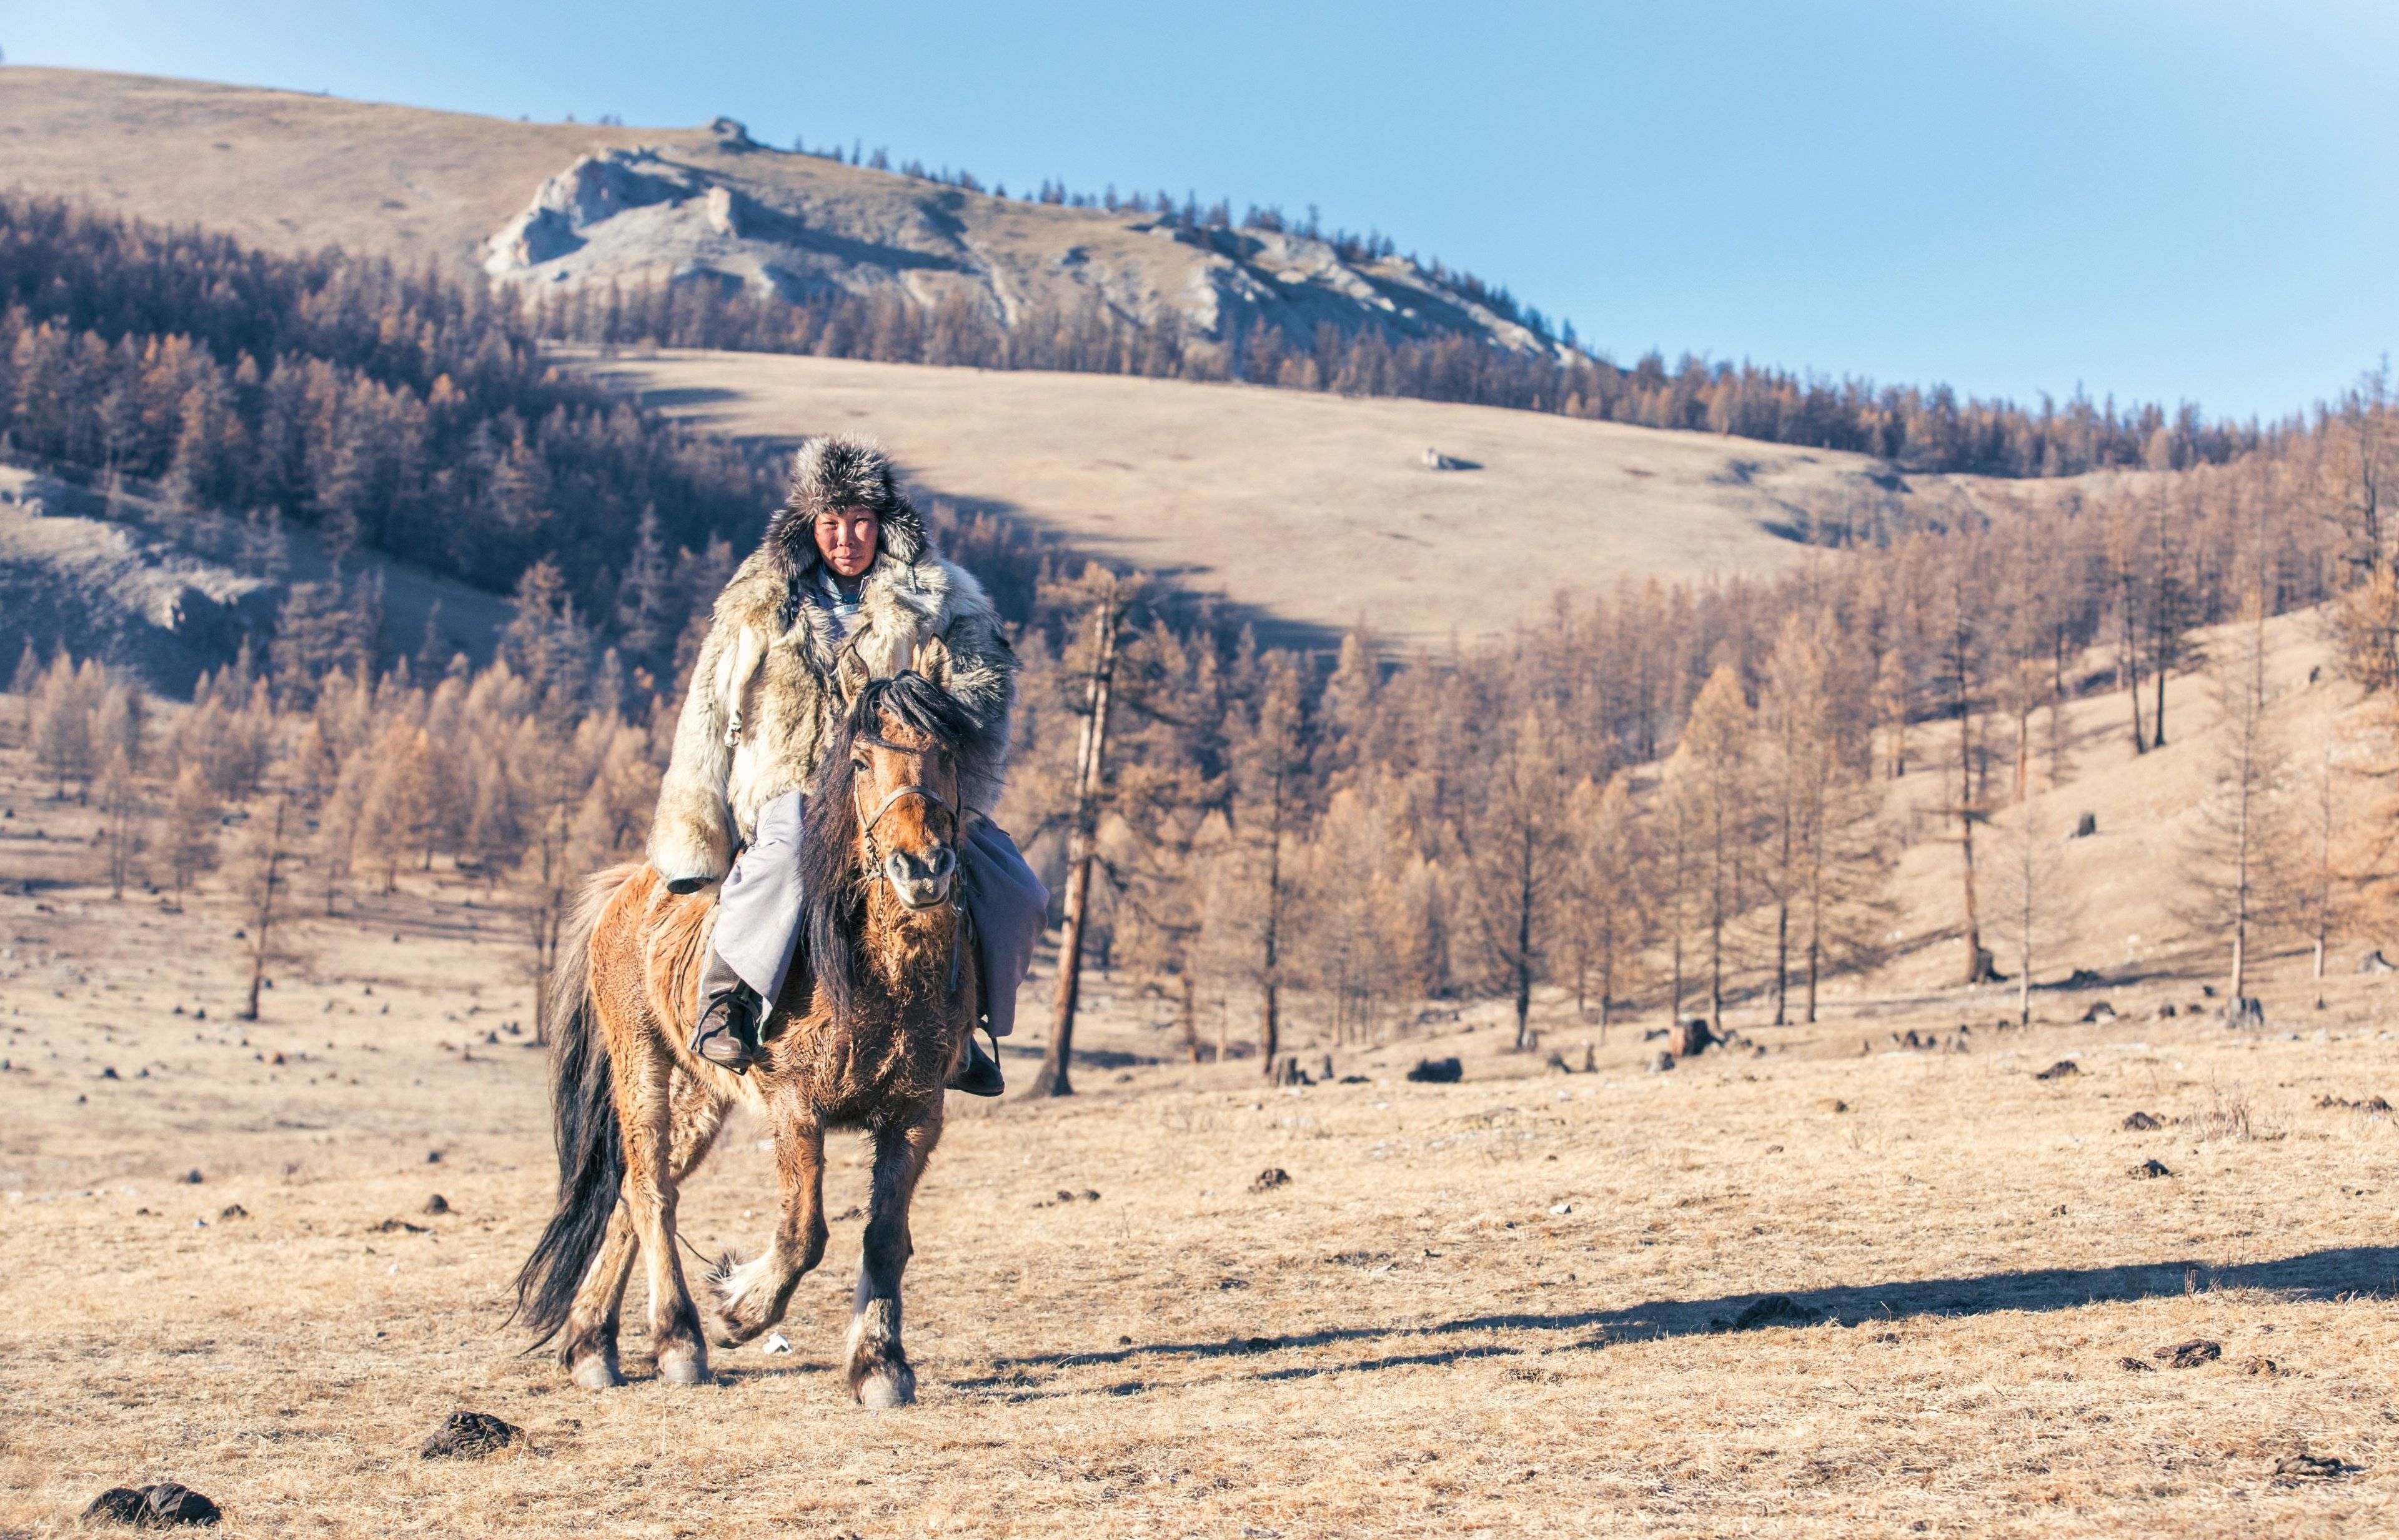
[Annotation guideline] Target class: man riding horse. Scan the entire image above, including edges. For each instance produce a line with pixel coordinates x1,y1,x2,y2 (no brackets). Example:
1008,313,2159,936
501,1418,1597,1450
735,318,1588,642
648,435,1046,1092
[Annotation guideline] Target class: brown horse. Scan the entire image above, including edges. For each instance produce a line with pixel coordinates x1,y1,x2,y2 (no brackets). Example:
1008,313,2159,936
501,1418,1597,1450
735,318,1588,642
513,670,982,1406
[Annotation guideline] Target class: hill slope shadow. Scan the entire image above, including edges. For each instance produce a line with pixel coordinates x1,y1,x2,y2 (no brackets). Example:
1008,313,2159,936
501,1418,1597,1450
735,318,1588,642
955,1244,2398,1398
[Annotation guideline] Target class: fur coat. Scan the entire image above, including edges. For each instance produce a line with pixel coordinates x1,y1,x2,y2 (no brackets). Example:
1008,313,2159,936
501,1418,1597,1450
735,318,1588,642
647,437,1016,893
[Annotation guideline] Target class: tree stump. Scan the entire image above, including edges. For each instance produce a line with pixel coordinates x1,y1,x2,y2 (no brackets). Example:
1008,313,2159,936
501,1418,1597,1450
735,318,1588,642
1268,1055,1312,1088
1667,1018,1715,1058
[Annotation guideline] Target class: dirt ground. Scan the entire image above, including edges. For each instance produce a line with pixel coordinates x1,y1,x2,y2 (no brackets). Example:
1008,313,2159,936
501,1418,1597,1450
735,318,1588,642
4,708,2397,1539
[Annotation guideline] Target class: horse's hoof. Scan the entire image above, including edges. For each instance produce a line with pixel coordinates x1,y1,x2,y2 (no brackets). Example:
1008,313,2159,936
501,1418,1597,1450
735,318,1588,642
655,1348,710,1386
570,1356,625,1390
854,1366,915,1409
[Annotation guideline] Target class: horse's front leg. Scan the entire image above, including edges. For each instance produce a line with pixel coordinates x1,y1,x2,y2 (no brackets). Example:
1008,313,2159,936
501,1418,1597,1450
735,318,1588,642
845,1105,943,1408
708,1093,827,1346
620,1045,711,1384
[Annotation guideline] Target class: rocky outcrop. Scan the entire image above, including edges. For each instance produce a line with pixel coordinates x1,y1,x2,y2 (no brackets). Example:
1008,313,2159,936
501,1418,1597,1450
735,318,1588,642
0,471,274,693
0,465,505,697
482,147,1575,361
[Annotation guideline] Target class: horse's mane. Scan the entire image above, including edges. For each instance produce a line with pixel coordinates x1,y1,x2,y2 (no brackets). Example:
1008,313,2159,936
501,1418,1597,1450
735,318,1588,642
796,672,977,1020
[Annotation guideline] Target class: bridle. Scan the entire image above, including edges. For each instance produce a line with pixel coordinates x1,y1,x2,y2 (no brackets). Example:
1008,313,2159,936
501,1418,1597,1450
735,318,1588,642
850,733,958,887
847,729,974,990
856,780,955,842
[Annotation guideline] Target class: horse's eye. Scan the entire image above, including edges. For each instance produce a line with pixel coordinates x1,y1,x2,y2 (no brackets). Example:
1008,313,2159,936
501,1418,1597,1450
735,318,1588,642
851,756,870,773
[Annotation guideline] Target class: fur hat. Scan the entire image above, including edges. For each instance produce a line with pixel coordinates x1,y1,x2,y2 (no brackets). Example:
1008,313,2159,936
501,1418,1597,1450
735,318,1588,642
762,435,928,570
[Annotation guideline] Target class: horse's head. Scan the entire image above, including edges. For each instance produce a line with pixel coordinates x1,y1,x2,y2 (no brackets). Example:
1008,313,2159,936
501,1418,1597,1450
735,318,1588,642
832,672,971,911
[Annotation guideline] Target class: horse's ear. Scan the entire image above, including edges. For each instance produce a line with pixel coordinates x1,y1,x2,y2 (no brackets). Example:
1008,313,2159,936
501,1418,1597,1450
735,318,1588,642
916,635,953,692
835,649,872,708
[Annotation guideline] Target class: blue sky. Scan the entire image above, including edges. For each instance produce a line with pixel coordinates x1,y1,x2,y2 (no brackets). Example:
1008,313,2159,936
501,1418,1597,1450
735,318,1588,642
7,1,2394,421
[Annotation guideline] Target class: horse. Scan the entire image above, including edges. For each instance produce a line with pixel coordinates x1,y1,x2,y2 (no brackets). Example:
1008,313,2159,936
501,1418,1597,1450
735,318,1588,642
512,668,983,1407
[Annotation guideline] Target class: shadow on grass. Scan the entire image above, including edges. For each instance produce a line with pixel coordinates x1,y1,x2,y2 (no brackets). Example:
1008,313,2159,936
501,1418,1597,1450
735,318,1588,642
951,1245,2399,1398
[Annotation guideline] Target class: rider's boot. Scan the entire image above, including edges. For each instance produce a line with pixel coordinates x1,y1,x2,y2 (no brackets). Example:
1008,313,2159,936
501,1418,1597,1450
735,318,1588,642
948,1025,1005,1097
690,949,762,1073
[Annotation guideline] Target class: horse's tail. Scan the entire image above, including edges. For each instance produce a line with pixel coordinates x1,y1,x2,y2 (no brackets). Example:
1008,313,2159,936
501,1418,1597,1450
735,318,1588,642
512,864,636,1348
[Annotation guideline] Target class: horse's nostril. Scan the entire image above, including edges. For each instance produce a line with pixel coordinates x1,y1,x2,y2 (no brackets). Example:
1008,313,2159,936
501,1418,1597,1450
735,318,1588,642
885,849,955,905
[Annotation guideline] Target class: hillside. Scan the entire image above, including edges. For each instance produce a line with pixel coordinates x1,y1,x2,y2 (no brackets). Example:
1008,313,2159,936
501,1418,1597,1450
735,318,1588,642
1865,607,2362,1008
0,66,2191,662
565,347,2084,647
0,67,1561,359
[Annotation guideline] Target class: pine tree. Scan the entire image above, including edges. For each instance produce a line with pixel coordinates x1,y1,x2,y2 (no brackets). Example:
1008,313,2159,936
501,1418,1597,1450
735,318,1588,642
1667,665,1756,1031
501,558,593,710
271,581,357,708
315,749,374,914
1298,783,1408,1046
91,677,146,775
1563,771,1646,1036
28,651,96,799
614,504,675,680
1229,653,1311,1075
1455,710,1572,1051
355,722,439,890
9,638,40,698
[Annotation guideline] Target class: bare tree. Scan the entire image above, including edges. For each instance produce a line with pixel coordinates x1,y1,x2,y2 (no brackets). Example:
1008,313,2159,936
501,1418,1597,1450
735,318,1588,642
1221,653,1309,1077
1666,665,1755,1032
1296,785,1409,1047
2104,496,2150,753
1653,762,1701,1028
27,652,97,798
314,750,372,914
95,747,146,898
2293,741,2343,1010
356,722,439,890
1757,622,1822,1023
1933,544,1999,982
513,741,594,1047
1035,574,1125,1097
162,763,222,906
2177,594,2287,1009
236,792,294,1021
2322,362,2399,580
1758,615,1890,1023
1455,712,1572,1051
1562,770,1646,1038
1985,802,2075,1026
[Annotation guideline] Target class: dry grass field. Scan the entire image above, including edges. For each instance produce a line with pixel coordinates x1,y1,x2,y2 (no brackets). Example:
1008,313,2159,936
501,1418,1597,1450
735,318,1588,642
562,347,2063,648
4,614,2397,1538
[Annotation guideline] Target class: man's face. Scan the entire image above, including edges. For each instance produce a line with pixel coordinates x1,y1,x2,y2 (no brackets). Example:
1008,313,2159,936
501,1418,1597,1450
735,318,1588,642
816,507,880,578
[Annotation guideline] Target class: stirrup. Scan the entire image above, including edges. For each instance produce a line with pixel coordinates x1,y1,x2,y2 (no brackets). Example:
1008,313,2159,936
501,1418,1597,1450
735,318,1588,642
949,1026,1005,1098
691,986,761,1073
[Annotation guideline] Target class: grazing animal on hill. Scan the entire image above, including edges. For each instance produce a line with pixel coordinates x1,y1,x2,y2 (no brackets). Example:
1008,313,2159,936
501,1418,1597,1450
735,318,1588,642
514,670,981,1406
